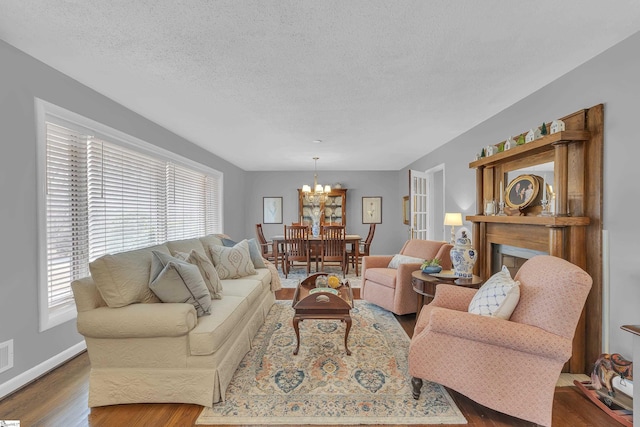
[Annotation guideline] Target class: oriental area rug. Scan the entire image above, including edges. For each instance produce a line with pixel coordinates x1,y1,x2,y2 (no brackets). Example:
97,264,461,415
196,301,467,425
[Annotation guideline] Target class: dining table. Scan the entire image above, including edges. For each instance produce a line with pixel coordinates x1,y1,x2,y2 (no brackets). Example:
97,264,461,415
270,234,362,276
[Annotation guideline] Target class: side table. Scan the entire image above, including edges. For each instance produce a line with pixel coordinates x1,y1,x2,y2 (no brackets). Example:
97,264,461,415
411,270,483,318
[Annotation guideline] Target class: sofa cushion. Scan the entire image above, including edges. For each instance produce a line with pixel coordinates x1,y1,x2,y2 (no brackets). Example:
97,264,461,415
167,238,207,258
149,251,212,317
189,295,249,355
388,254,425,269
247,238,267,268
364,268,398,289
209,240,257,279
174,250,224,299
89,244,169,308
221,278,265,307
468,265,521,319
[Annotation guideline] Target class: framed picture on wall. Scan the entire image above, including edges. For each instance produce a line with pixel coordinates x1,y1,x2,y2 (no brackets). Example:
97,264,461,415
263,197,283,224
402,195,410,225
362,196,382,224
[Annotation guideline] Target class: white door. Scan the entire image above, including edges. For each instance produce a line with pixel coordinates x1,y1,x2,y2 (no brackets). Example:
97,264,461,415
410,166,445,241
409,169,429,240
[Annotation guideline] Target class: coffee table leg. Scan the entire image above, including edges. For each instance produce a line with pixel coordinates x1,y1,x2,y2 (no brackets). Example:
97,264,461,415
344,316,352,356
293,317,301,355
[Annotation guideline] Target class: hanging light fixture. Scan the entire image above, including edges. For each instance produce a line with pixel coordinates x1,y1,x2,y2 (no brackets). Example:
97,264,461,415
302,157,331,205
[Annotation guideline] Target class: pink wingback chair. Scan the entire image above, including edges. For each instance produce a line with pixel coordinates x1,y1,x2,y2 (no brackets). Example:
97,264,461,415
361,239,452,315
408,255,592,427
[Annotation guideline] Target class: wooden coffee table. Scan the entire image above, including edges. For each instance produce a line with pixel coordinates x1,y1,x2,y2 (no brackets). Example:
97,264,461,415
411,270,483,317
291,273,354,355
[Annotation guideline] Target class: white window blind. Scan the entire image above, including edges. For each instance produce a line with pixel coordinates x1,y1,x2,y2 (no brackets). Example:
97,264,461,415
41,116,222,324
45,123,90,308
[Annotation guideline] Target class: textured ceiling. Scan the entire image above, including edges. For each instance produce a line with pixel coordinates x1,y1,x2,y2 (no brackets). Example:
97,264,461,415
2,1,640,171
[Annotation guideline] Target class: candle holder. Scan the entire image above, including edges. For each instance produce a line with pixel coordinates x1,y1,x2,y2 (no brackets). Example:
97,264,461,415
538,198,553,216
496,201,507,216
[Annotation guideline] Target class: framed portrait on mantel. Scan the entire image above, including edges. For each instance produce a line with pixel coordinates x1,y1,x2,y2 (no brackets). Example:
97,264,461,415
263,197,283,224
505,175,542,209
362,196,382,224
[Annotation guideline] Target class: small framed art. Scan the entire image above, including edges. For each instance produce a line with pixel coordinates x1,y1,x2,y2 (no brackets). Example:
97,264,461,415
263,197,283,224
362,196,382,224
402,195,410,225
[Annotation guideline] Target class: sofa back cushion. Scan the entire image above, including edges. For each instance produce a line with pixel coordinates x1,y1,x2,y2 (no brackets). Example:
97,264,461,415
167,238,207,258
89,244,170,307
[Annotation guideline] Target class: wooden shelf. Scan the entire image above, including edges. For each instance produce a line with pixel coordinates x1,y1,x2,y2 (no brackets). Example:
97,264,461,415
466,215,590,227
469,130,591,169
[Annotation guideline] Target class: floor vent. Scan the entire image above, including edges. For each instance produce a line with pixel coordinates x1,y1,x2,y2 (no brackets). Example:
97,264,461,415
0,339,14,374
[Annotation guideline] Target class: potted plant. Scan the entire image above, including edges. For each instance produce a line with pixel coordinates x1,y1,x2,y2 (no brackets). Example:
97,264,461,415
421,258,442,274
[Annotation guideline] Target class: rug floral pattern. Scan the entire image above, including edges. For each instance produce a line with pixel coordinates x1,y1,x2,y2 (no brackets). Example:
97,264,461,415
197,301,467,425
278,265,362,288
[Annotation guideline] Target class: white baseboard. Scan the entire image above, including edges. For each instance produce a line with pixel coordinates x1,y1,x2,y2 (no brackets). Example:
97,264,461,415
0,341,86,400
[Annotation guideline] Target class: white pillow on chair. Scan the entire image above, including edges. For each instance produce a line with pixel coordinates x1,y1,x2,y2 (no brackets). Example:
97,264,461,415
468,266,520,319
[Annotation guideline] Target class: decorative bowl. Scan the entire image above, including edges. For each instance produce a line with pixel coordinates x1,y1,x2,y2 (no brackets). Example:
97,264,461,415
422,266,443,274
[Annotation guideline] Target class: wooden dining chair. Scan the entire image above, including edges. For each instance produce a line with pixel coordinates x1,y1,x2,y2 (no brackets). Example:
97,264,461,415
283,224,311,278
349,223,376,274
255,223,280,266
320,225,347,277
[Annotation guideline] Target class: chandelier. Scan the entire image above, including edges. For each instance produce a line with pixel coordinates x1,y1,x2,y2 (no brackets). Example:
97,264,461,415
302,157,331,206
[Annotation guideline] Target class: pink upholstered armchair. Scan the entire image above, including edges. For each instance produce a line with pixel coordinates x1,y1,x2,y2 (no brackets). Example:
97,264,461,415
408,255,592,427
361,239,452,315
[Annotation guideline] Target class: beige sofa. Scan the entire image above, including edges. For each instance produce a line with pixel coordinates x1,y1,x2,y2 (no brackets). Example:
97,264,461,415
71,234,277,407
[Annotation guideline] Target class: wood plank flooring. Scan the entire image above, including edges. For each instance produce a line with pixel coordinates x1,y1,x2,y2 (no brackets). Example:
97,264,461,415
0,288,619,426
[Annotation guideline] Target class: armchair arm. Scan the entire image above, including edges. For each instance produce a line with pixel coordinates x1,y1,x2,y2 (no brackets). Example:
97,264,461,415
362,255,393,272
431,283,477,311
422,308,572,361
77,303,197,339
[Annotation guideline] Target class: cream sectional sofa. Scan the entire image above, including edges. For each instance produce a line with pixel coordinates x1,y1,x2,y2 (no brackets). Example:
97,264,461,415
71,234,277,407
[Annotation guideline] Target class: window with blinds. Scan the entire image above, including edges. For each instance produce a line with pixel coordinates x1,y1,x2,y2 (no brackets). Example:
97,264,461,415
38,101,223,330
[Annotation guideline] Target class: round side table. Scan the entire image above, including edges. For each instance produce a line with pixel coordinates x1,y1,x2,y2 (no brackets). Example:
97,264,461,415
411,270,483,317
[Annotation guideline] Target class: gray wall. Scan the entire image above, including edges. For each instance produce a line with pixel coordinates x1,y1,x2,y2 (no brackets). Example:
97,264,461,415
0,40,246,387
243,171,407,255
404,31,640,358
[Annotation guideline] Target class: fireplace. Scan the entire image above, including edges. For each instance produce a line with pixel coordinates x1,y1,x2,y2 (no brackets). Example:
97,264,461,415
492,244,548,277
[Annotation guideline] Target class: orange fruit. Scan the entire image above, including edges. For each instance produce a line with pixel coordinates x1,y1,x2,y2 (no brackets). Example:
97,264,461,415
328,275,341,288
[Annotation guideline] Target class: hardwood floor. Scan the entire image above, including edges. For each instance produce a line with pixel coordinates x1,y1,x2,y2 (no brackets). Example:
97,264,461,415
0,288,618,427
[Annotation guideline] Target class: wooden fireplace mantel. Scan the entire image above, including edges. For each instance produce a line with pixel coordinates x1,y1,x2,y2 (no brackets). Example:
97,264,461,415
467,105,604,374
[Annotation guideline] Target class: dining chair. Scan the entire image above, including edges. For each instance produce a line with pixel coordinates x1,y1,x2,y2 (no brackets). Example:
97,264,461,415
320,225,347,277
348,223,376,274
255,223,280,266
283,224,311,278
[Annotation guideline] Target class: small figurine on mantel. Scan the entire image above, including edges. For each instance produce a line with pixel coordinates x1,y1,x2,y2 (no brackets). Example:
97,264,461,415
550,119,566,134
540,122,548,136
486,144,496,156
504,136,515,150
525,128,542,143
516,134,526,145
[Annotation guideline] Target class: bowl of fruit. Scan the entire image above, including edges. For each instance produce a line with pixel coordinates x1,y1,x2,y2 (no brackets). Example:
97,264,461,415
421,258,442,274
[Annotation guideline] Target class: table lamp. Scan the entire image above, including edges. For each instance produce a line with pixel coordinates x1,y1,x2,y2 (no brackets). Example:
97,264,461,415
444,212,463,244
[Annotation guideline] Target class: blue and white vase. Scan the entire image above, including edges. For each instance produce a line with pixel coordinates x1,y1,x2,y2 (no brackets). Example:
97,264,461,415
311,220,320,237
450,231,477,279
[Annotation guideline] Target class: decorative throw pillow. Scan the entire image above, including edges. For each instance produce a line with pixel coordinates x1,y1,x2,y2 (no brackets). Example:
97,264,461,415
388,254,425,269
221,237,238,247
468,265,520,319
174,250,223,299
148,251,212,317
247,238,266,268
209,239,257,279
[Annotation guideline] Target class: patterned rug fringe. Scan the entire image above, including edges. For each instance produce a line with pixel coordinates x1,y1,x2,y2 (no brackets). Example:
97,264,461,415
196,301,467,425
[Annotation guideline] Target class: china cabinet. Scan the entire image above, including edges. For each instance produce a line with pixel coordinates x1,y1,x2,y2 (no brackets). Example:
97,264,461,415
298,188,348,227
